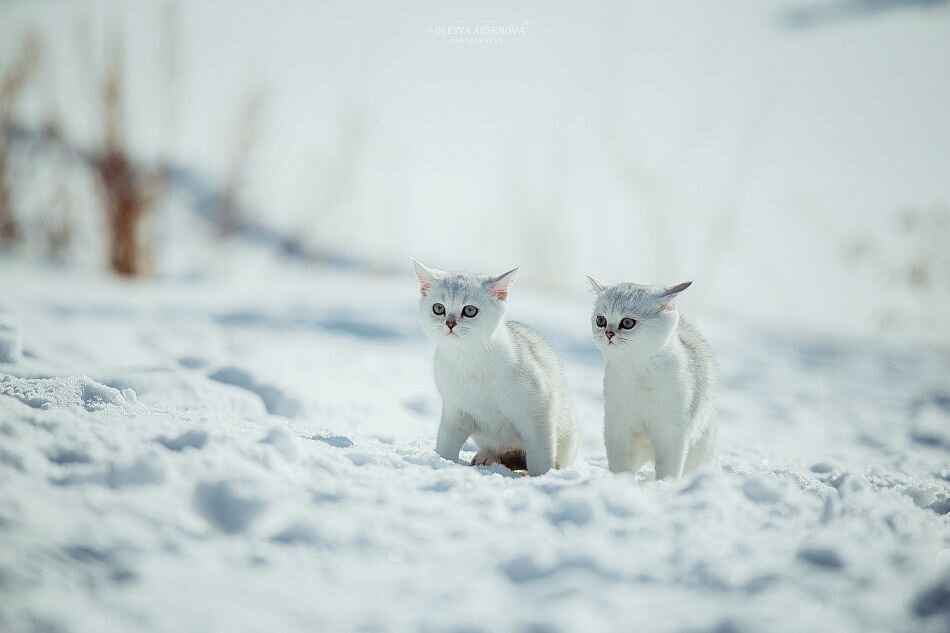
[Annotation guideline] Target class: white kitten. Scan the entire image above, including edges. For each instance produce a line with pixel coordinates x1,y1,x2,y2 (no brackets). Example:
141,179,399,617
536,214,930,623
587,277,718,480
412,259,579,476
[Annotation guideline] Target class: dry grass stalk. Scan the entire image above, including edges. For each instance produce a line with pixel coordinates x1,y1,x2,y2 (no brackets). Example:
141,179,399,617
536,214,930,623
91,35,161,276
0,34,41,248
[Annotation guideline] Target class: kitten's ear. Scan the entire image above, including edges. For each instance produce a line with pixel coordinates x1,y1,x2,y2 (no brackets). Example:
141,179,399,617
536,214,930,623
656,281,692,307
411,258,439,296
487,267,518,301
585,275,607,295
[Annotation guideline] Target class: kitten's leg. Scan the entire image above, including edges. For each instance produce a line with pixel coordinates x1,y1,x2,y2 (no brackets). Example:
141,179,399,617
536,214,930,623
683,423,719,475
630,433,654,473
554,406,580,469
606,432,652,474
435,408,473,463
651,427,689,481
605,434,634,473
523,414,557,476
525,443,555,476
555,426,579,470
605,413,638,473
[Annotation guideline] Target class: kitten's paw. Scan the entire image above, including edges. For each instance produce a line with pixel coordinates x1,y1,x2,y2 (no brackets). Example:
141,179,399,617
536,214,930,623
471,449,527,471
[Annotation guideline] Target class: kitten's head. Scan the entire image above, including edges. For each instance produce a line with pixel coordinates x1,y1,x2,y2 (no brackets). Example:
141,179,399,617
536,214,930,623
586,276,691,358
412,258,517,347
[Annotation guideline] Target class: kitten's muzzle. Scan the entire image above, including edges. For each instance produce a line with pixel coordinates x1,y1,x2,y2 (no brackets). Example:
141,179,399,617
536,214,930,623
605,329,615,342
445,316,458,331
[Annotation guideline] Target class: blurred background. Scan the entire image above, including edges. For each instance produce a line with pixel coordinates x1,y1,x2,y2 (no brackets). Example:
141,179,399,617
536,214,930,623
1,0,948,343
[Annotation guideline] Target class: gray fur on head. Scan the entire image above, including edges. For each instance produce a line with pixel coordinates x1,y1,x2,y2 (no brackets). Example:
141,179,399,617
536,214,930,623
588,278,693,357
411,258,518,346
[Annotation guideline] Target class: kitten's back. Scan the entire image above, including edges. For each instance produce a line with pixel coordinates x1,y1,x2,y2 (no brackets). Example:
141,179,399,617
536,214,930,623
506,321,570,393
677,317,716,418
506,320,578,451
507,321,560,367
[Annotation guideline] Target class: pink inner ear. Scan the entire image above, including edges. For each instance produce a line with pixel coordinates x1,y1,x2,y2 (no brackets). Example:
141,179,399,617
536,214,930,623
488,268,517,301
419,281,432,296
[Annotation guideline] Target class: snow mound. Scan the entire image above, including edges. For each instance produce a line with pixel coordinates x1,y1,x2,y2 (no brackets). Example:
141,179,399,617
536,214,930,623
0,374,129,411
260,427,298,461
104,368,267,417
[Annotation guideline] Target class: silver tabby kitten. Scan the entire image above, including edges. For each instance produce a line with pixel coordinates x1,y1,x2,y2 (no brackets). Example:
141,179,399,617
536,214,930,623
413,259,580,475
588,276,718,480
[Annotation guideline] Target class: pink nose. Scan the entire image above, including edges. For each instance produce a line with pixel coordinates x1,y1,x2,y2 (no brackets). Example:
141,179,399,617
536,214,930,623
605,330,615,340
446,319,457,331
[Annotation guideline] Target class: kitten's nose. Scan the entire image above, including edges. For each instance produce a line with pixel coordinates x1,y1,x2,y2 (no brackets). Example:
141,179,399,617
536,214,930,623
605,330,615,341
446,317,457,331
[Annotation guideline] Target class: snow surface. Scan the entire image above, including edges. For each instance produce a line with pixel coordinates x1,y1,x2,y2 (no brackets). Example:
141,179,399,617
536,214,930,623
1,257,948,633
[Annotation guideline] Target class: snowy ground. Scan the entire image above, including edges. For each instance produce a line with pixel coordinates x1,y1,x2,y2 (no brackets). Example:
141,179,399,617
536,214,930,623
1,257,948,633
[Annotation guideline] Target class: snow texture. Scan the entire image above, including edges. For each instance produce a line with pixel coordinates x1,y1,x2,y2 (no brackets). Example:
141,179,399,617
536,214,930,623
0,312,23,363
0,260,948,633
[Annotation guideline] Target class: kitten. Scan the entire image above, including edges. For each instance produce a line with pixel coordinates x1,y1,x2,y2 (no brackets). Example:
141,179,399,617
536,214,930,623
412,259,579,475
587,277,718,480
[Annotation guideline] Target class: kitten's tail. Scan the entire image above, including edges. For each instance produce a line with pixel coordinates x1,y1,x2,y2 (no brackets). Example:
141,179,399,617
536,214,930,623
498,450,527,472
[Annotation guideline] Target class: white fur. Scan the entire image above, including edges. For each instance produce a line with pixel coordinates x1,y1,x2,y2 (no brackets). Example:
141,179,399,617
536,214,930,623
588,278,718,480
412,259,579,475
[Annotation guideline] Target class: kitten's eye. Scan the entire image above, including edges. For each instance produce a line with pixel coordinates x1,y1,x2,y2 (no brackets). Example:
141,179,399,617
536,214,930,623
462,305,478,318
620,318,637,330
432,303,445,316
595,316,607,328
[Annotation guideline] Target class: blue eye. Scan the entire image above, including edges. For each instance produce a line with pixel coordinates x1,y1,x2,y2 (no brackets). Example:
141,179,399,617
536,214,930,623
432,303,445,315
596,316,606,328
462,305,478,318
620,318,636,330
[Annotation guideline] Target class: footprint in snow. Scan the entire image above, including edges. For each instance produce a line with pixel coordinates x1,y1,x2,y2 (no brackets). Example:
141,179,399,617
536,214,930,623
155,429,209,451
797,546,844,570
177,355,208,369
423,479,456,493
742,478,783,504
207,366,302,417
52,452,166,488
46,447,92,465
310,434,353,448
347,453,376,466
193,480,268,534
64,544,138,585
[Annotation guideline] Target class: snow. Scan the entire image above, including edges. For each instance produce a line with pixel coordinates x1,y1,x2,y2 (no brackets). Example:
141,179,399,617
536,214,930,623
0,312,22,363
1,258,948,633
2,1,950,630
